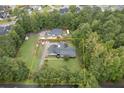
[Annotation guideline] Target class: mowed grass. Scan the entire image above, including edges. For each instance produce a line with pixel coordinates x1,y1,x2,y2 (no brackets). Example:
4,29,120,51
46,57,81,73
17,34,42,72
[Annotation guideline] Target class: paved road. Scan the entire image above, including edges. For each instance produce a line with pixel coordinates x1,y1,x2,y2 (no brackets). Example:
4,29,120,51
0,83,124,88
0,84,75,88
0,84,39,88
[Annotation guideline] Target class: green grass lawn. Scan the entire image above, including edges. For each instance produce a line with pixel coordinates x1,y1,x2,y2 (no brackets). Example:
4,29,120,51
17,34,42,72
45,57,81,73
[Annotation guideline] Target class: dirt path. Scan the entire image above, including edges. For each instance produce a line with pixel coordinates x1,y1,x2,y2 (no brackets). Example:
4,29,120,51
39,41,49,68
38,31,49,68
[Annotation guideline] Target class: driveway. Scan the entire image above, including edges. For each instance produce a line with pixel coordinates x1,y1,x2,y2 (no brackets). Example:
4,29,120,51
39,41,49,68
38,31,50,68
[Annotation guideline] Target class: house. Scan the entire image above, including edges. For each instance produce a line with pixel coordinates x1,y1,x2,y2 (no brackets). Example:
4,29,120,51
47,28,63,37
0,11,10,19
76,7,80,13
96,5,124,12
60,7,68,14
29,5,42,11
0,25,11,35
59,5,69,14
48,42,76,58
0,6,10,19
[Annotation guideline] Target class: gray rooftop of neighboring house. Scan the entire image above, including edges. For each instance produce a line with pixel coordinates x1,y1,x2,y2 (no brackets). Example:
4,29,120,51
60,6,81,14
47,28,63,36
0,6,9,11
0,11,9,19
0,25,11,35
96,5,124,11
60,7,69,14
48,42,76,57
113,5,124,11
76,7,81,13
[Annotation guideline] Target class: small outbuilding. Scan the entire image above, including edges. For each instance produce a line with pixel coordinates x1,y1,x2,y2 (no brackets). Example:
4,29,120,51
47,28,63,37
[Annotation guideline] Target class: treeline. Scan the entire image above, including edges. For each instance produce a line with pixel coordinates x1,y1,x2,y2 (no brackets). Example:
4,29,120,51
72,11,124,86
33,66,99,88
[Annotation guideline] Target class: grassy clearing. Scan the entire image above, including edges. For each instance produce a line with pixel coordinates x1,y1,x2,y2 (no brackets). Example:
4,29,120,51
17,34,42,72
45,57,81,73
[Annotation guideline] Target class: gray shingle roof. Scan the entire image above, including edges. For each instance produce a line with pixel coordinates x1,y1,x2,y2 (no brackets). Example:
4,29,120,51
60,8,68,14
48,42,76,57
47,28,63,36
0,25,11,35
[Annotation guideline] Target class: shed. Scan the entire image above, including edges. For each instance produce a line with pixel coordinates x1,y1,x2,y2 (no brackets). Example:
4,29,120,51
47,28,63,37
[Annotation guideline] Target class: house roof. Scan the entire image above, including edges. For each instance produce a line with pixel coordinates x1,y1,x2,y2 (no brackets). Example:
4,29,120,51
76,7,80,12
60,7,68,14
0,12,7,18
48,42,76,57
53,47,76,57
47,28,63,36
0,25,11,35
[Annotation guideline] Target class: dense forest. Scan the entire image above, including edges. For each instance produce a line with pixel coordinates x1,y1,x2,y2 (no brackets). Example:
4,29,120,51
0,5,124,87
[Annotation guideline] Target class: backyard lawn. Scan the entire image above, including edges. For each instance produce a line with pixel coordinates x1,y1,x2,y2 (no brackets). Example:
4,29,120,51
17,34,42,72
45,57,81,73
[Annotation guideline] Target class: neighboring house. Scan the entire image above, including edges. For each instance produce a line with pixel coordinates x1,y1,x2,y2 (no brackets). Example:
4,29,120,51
60,5,81,14
0,25,11,35
47,28,63,37
111,5,124,11
60,7,68,14
0,6,10,20
29,5,42,11
59,5,69,14
48,42,76,58
76,7,81,13
0,11,9,20
96,5,124,12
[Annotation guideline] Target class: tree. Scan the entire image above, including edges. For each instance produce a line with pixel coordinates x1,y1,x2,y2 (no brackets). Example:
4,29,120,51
101,15,121,42
72,23,92,64
8,30,21,49
33,67,99,88
0,35,16,57
14,23,26,42
13,58,30,81
0,57,29,82
69,5,77,13
78,6,93,23
18,12,32,33
78,69,99,88
91,19,101,33
115,33,124,48
30,12,40,32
